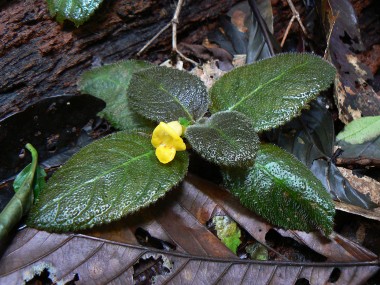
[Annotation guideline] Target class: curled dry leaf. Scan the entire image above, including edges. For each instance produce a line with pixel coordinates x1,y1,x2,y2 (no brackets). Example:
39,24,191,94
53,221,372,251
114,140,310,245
320,0,380,123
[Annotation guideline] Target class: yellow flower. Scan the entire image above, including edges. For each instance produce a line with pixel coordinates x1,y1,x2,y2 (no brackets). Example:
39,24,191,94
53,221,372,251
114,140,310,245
151,121,186,164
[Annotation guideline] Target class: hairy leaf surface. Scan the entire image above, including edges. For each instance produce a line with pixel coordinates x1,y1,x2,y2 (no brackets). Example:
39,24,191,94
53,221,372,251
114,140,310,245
185,111,258,166
46,0,104,26
210,53,336,131
78,60,154,131
27,132,189,232
336,116,380,144
128,66,209,123
224,144,335,234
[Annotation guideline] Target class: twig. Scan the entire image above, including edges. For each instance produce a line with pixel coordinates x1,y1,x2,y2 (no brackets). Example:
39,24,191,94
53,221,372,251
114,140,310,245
324,10,339,60
280,0,308,47
137,0,198,66
136,22,171,56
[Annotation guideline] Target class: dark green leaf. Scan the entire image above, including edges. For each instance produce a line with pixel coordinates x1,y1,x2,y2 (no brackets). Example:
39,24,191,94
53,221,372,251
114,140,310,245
210,53,336,131
224,144,335,235
0,144,38,247
128,66,209,123
78,60,154,131
185,111,259,166
46,0,104,27
13,164,46,200
27,132,189,232
336,116,380,144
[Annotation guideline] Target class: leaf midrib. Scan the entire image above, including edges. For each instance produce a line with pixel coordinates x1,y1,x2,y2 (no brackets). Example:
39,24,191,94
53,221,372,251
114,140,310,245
60,150,155,197
230,61,309,111
140,72,194,121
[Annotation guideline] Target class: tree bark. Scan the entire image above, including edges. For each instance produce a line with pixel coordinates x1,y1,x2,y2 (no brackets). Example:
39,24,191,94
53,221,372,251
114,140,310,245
0,0,240,119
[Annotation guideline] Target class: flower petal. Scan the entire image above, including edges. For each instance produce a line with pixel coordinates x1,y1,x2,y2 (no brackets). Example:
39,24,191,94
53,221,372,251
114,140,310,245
151,122,186,151
156,145,176,164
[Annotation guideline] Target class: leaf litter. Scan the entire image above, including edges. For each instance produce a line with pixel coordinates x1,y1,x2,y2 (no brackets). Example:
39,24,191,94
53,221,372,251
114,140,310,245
0,175,379,284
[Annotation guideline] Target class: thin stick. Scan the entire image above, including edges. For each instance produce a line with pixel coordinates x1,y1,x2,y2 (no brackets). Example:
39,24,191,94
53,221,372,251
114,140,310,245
281,16,295,47
286,0,308,35
137,22,171,56
324,11,338,59
280,0,308,47
137,0,198,66
171,0,198,65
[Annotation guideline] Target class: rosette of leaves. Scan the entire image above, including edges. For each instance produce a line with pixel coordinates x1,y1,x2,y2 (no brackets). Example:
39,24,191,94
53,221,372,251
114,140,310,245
27,53,337,235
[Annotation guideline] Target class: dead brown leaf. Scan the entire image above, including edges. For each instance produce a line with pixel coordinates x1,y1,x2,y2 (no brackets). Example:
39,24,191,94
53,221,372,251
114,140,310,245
1,175,378,284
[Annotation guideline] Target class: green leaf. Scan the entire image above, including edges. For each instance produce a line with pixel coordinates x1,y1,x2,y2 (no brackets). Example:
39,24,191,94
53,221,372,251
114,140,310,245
246,243,269,260
78,60,155,131
210,53,336,132
46,0,104,27
185,111,259,166
213,215,241,254
223,144,335,235
0,144,38,245
27,132,189,232
128,66,209,123
14,164,46,200
336,116,380,144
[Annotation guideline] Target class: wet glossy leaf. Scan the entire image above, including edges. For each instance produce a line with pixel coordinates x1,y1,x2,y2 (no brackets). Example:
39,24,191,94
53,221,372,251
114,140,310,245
27,132,189,232
46,0,103,27
78,60,154,131
224,144,335,235
336,116,380,144
185,111,259,166
128,66,209,123
210,53,336,131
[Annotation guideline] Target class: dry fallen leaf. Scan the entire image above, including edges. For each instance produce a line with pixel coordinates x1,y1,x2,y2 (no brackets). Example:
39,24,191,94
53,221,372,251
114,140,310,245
1,175,378,284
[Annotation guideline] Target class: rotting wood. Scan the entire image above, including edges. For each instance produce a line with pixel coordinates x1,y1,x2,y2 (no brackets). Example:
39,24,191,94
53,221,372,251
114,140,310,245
0,0,240,120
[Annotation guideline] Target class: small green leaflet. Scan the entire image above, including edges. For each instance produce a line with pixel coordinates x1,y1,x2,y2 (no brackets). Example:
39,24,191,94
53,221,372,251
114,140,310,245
223,144,335,235
46,0,104,27
246,243,269,260
0,144,40,244
78,60,154,131
127,66,209,123
213,215,241,254
185,111,259,166
14,164,46,201
210,53,336,132
336,116,380,144
27,132,189,232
